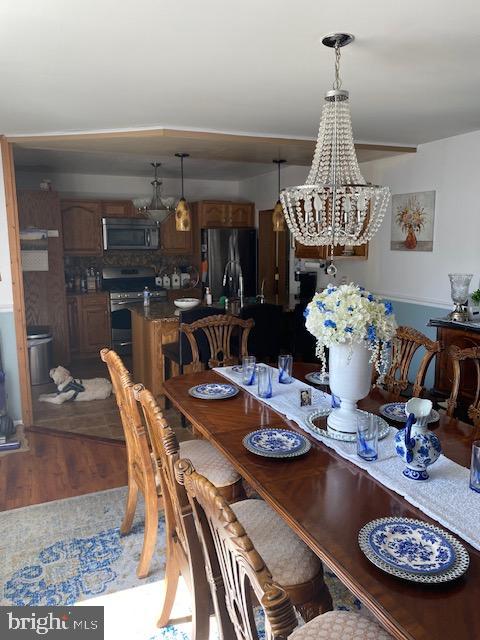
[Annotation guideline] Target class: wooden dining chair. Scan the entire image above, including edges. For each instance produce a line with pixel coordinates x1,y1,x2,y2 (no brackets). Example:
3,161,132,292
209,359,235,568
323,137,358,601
133,383,243,635
382,326,442,397
445,345,480,429
181,314,254,371
177,458,334,639
100,348,160,579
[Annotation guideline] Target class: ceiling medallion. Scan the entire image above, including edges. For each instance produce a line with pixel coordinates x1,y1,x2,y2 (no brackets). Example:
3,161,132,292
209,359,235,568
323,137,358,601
280,33,390,275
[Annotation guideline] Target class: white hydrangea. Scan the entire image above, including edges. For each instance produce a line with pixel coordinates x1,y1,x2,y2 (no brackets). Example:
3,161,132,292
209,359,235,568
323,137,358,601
304,283,397,373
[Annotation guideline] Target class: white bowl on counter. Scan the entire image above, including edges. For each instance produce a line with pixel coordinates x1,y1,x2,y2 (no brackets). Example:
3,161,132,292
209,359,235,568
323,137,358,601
173,297,201,311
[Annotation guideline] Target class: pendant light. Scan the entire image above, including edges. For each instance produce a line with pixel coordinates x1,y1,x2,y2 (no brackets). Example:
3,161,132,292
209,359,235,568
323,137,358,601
133,162,172,222
272,159,286,232
280,33,390,275
175,153,192,232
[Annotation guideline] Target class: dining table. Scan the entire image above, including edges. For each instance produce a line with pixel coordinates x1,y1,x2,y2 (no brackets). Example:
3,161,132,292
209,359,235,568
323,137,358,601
162,362,480,640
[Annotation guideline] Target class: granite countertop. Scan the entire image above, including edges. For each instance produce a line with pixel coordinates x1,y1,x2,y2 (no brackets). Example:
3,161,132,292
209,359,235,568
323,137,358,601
428,316,480,333
129,301,179,321
129,298,300,322
66,290,108,296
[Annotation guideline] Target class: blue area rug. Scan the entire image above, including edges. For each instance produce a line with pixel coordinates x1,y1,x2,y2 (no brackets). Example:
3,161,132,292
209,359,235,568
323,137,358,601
0,487,365,639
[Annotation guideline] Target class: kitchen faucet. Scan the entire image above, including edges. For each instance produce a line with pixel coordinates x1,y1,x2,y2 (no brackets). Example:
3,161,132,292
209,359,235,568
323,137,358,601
257,278,266,304
222,259,244,307
222,230,244,307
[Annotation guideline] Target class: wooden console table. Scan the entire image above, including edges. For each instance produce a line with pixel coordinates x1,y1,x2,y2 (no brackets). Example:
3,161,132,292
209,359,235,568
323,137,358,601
429,318,480,404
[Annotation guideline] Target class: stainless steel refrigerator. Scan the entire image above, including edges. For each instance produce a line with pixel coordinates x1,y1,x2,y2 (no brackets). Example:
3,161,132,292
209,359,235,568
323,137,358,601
202,228,257,301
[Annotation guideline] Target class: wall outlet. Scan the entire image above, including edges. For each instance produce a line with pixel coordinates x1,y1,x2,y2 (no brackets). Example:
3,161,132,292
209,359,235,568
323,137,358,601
340,275,348,285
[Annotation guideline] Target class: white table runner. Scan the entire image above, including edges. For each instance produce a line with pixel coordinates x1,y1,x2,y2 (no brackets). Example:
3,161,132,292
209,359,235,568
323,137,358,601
214,365,480,551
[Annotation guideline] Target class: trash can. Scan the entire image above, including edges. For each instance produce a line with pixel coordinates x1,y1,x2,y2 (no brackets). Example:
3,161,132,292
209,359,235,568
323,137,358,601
27,326,53,386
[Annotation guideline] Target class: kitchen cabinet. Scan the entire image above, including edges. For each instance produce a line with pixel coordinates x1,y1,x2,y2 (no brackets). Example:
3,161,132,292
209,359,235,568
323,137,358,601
101,200,142,218
196,201,254,228
67,296,81,354
228,203,255,227
131,309,179,408
160,211,193,255
197,201,229,227
61,200,103,256
67,293,111,356
295,242,369,260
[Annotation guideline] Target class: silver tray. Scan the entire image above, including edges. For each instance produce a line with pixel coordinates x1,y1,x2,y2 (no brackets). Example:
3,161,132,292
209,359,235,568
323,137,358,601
305,409,390,443
358,517,470,583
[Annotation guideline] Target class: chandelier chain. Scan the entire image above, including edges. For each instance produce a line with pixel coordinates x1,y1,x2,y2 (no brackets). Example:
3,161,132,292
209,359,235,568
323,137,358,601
333,43,342,90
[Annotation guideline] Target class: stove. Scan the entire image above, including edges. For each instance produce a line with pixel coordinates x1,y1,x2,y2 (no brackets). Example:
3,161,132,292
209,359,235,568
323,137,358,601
103,266,167,355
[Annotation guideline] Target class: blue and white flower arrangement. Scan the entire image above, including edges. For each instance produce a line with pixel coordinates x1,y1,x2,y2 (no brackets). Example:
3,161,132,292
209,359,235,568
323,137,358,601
304,283,397,374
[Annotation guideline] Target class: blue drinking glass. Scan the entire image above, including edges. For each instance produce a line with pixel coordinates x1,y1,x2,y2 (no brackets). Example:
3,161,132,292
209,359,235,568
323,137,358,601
470,440,480,493
357,413,378,461
257,365,273,399
242,356,256,386
278,354,293,384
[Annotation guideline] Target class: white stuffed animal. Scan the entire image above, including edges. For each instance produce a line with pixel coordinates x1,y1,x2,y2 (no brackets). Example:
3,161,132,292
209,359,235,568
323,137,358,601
38,365,112,404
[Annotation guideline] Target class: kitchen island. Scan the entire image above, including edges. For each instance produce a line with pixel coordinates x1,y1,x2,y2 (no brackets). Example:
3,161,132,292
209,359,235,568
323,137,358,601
131,298,298,405
131,302,183,407
131,301,227,405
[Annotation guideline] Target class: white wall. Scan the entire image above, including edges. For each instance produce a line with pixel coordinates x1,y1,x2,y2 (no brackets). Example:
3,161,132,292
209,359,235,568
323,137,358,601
360,129,480,307
15,171,241,202
238,164,367,293
239,129,480,306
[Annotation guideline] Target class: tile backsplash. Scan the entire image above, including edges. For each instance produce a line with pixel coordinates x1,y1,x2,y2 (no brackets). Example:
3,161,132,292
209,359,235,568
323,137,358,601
65,250,195,275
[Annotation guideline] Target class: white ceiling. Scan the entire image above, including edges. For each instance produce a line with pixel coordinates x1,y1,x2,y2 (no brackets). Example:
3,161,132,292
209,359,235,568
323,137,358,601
13,147,277,180
1,0,480,146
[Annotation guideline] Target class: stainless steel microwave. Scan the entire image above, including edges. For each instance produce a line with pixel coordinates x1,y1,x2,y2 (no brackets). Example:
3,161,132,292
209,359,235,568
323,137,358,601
102,217,159,251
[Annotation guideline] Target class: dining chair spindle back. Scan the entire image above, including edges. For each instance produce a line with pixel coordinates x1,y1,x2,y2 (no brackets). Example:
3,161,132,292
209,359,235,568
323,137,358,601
382,326,442,396
445,345,480,429
181,314,254,371
100,348,160,578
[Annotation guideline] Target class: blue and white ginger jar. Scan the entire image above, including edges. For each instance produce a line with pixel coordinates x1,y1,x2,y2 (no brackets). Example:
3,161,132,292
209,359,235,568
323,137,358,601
394,398,442,481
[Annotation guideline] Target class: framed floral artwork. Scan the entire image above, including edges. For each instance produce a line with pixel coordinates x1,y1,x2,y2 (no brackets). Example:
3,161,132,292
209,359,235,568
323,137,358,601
390,190,435,251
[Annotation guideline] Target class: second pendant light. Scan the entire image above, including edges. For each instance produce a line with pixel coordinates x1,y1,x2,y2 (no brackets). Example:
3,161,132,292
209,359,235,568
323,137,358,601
272,159,286,232
175,153,192,232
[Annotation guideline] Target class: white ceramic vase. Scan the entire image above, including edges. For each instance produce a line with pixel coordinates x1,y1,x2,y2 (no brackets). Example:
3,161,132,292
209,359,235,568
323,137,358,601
327,342,372,434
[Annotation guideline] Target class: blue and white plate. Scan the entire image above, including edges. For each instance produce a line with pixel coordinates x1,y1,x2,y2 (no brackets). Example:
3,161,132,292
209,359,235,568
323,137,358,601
188,383,238,400
359,517,469,583
379,402,440,424
305,371,330,386
243,428,311,458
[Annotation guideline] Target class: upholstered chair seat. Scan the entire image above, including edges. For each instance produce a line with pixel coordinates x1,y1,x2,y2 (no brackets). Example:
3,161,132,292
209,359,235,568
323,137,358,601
179,439,241,488
231,499,322,586
289,610,392,639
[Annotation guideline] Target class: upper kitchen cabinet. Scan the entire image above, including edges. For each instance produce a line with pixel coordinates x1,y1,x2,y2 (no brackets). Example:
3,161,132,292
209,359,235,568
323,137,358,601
61,200,103,256
160,211,193,255
195,200,254,228
228,202,255,227
294,242,369,260
101,200,143,218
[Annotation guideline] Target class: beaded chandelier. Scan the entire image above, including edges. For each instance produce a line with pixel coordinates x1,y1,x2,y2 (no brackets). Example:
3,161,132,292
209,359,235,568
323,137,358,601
280,33,390,275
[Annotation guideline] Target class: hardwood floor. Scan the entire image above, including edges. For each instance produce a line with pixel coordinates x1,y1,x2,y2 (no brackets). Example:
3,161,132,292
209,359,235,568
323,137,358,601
0,428,127,511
